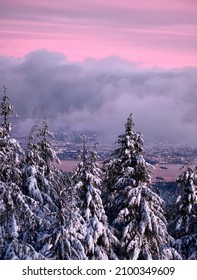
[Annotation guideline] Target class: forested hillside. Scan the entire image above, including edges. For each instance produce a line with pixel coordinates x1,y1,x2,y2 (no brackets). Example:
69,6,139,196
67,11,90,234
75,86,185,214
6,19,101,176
0,91,196,260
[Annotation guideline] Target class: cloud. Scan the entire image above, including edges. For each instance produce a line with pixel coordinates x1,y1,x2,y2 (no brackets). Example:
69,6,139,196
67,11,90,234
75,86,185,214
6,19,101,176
0,50,197,145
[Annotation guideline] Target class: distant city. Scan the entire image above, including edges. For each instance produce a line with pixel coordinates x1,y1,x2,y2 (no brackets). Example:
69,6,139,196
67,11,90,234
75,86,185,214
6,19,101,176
15,130,197,165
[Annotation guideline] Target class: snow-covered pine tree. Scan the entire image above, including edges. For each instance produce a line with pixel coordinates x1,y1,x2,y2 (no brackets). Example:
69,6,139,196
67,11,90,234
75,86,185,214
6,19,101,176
0,181,46,260
22,125,44,204
175,167,197,237
22,119,62,212
0,87,44,259
0,86,15,134
171,167,197,259
22,119,87,259
104,114,181,260
104,113,151,223
21,120,72,258
72,137,119,260
39,179,86,260
0,86,22,185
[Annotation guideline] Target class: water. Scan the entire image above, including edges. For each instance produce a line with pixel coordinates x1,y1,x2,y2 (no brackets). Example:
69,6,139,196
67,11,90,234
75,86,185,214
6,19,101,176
55,161,196,182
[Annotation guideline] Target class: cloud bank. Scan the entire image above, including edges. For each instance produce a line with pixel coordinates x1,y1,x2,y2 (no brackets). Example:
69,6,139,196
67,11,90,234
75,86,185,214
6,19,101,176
0,50,197,145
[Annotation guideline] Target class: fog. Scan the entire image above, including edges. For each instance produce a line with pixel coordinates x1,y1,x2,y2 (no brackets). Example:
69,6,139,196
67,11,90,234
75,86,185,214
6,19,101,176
0,50,197,145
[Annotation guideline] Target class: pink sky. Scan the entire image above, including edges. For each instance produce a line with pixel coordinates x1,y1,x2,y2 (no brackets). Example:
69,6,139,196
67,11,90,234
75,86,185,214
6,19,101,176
0,0,197,68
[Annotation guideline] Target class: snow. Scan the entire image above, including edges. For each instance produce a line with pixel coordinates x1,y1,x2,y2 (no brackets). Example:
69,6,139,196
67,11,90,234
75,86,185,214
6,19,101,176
0,100,195,260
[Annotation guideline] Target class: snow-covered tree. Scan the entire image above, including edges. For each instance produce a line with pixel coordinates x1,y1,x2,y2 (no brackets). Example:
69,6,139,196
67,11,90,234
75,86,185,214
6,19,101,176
0,181,46,259
0,87,45,259
104,114,151,223
22,120,62,212
113,183,181,259
72,137,119,260
0,86,15,134
0,128,23,185
22,120,88,260
104,114,180,260
21,120,73,258
0,87,87,260
175,167,197,237
39,182,86,260
0,86,22,185
170,167,197,259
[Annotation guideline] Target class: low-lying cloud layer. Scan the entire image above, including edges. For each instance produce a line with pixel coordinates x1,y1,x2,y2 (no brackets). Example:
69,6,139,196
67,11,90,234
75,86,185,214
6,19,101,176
0,50,197,145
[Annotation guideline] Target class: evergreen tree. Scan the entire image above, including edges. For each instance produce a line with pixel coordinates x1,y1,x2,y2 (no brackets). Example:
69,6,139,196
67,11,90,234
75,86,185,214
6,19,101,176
0,87,44,259
171,167,197,259
0,86,22,185
72,137,119,260
39,181,86,260
0,181,46,259
104,114,181,260
0,86,15,134
22,120,62,211
21,120,70,258
104,114,151,223
22,120,87,260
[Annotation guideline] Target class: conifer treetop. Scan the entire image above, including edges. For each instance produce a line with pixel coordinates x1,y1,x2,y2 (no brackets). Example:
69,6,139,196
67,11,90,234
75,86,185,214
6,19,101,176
116,113,144,157
37,118,53,143
0,86,15,134
124,113,134,135
37,118,59,166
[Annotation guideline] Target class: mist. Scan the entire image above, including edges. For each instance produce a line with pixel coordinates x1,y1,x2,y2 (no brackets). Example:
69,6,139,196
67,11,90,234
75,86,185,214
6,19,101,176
0,50,197,146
